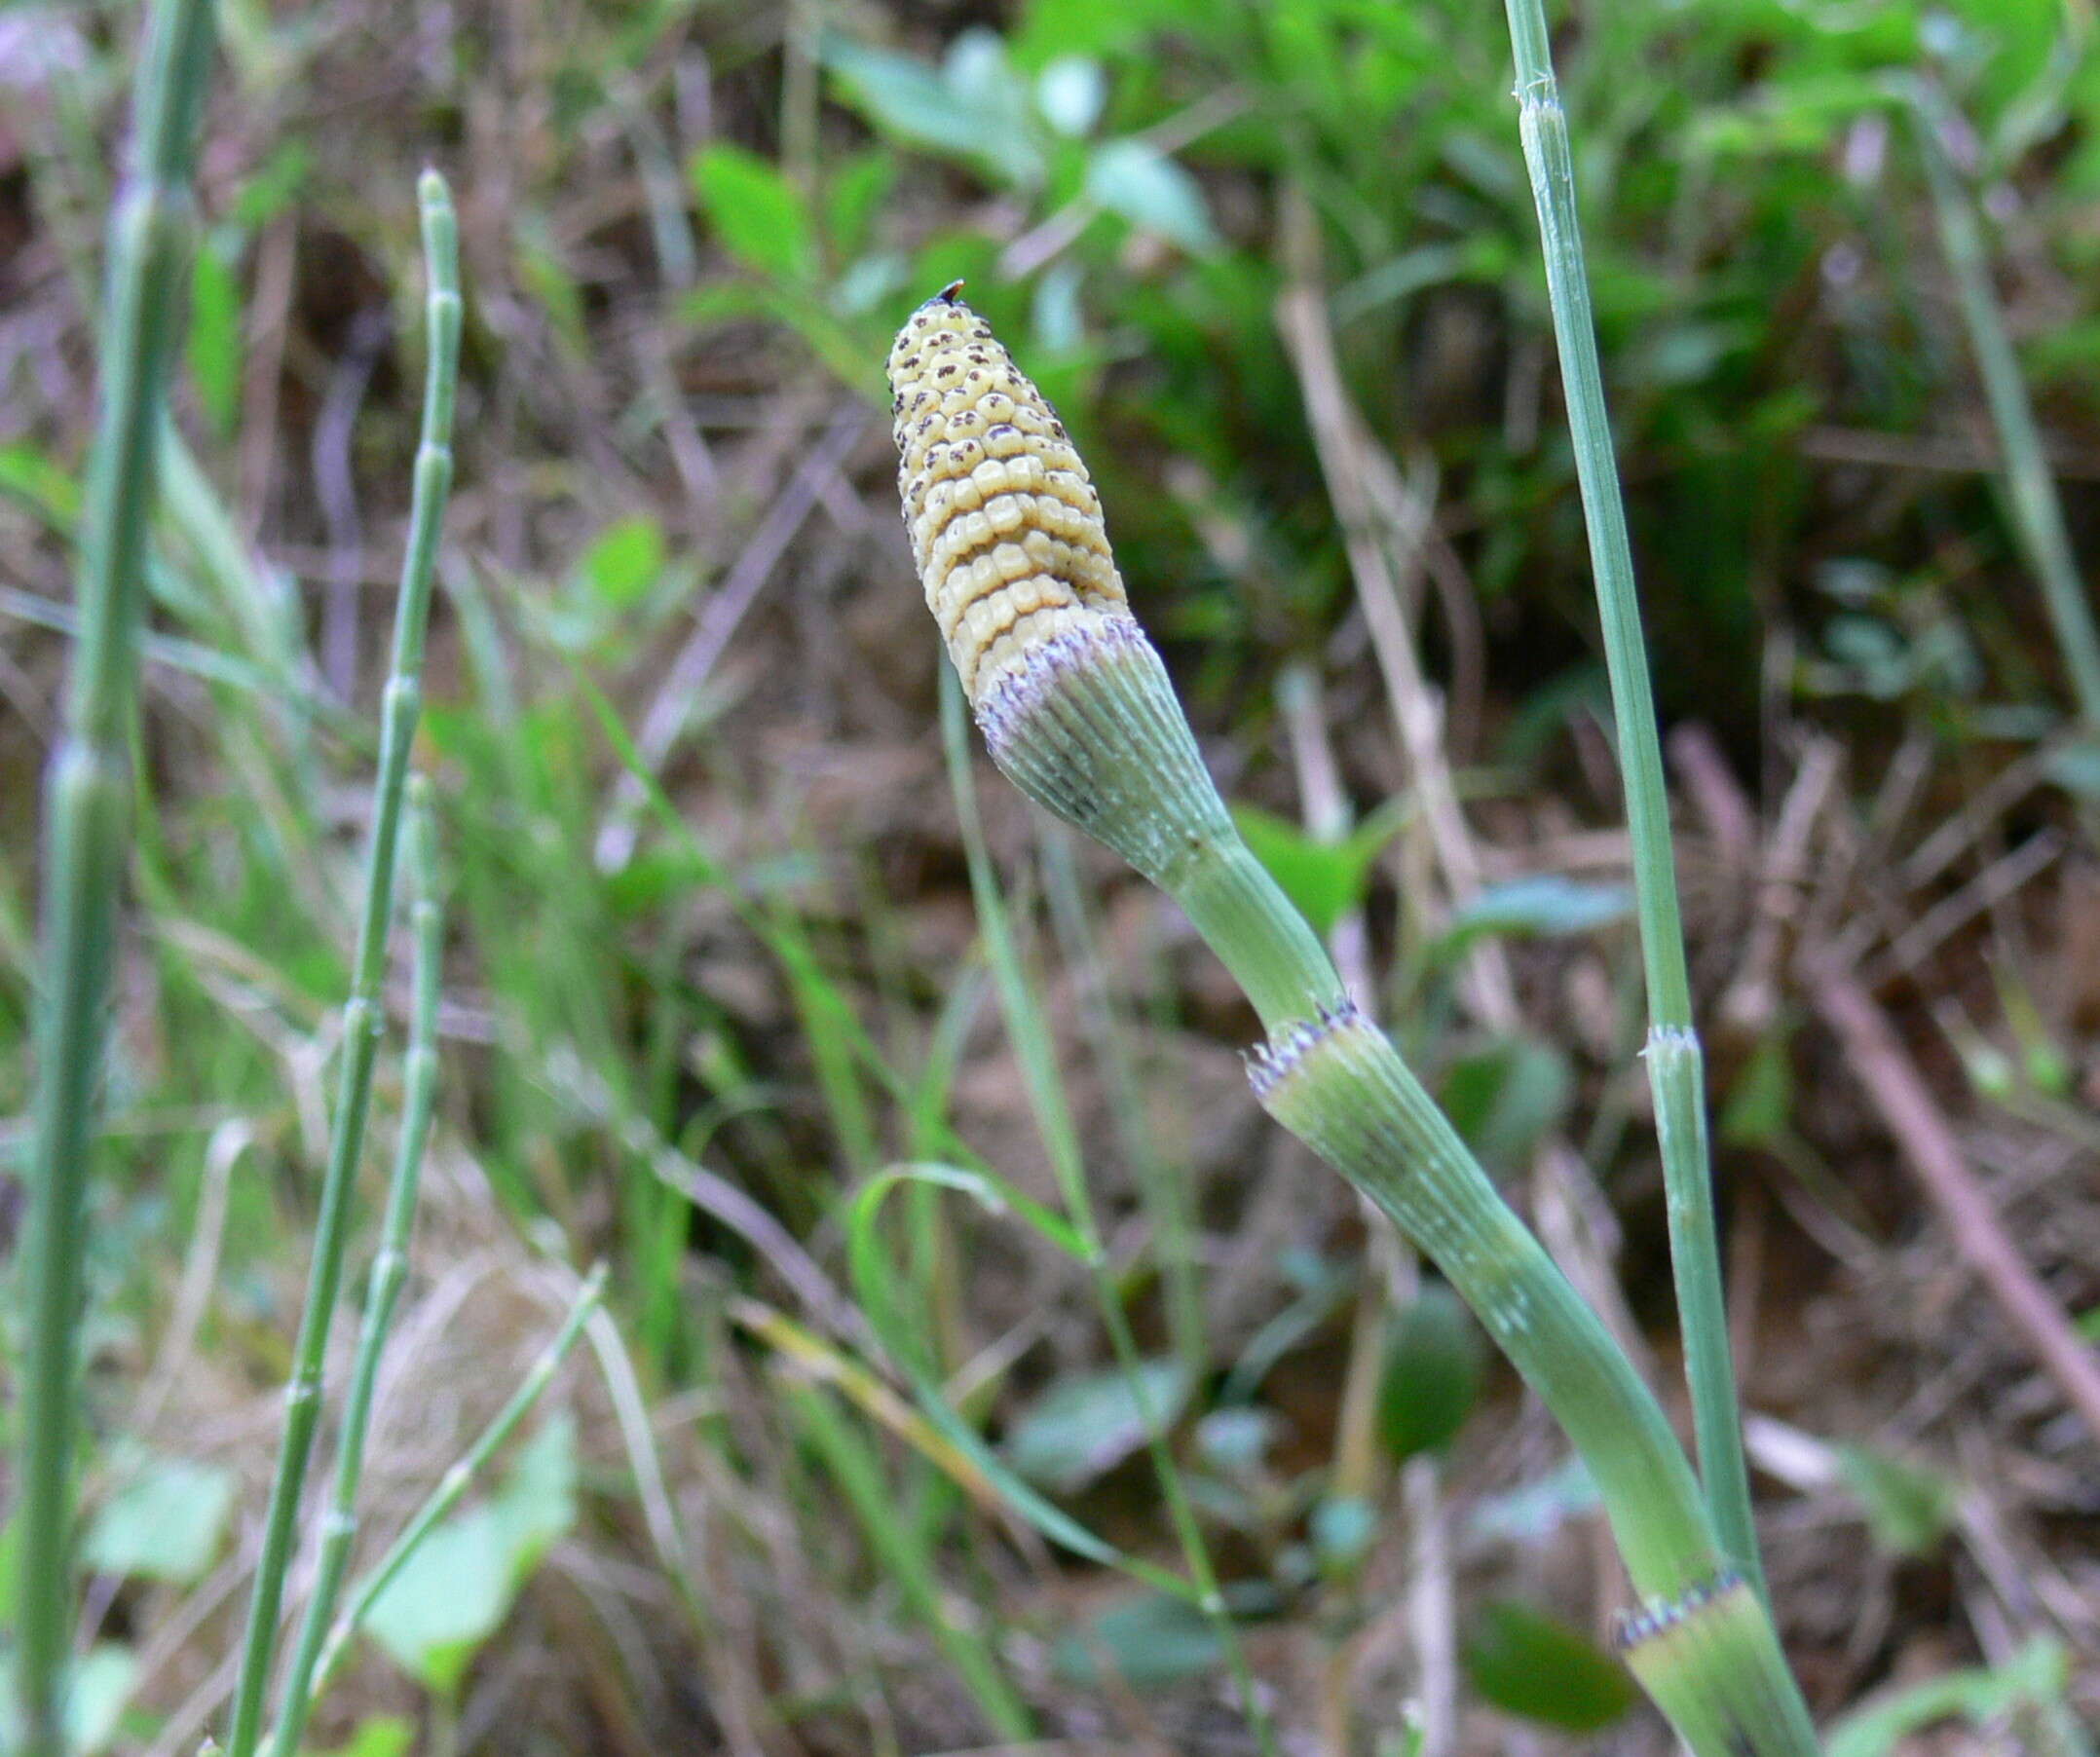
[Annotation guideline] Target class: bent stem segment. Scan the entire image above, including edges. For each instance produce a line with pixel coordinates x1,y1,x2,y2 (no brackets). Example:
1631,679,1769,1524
1496,0,1760,1592
222,169,462,1757
884,286,1819,1756
16,2,215,1751
975,617,1820,1757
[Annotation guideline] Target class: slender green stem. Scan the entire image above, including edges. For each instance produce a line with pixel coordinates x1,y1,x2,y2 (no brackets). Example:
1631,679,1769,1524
1183,841,1820,1756
1907,87,2100,730
942,669,1278,1757
974,636,1822,1750
221,169,462,1757
302,1266,609,1707
1496,0,1759,1591
16,4,214,1750
266,785,441,1757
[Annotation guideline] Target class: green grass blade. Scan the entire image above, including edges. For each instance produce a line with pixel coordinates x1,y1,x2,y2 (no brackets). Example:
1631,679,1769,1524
939,665,1279,1757
1907,87,2100,731
1038,823,1207,1374
783,1375,1033,1740
845,1160,1187,1593
14,3,215,1749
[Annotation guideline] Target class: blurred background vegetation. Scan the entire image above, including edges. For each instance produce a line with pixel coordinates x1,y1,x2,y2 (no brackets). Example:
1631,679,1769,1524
1,0,2097,1751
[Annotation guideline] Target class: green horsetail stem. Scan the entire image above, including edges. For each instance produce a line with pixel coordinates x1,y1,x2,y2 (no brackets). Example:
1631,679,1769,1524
1497,0,1760,1593
222,170,463,1757
887,287,1820,1757
267,781,442,1757
17,1,215,1750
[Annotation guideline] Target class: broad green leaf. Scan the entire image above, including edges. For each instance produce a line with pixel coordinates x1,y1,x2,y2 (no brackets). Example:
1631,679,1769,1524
832,250,909,317
365,1509,510,1695
1439,1035,1571,1177
824,147,899,258
1376,1284,1483,1462
1462,1599,1638,1732
366,1416,579,1695
229,139,311,228
1719,1032,1793,1147
1035,56,1106,137
303,1716,415,1757
845,1160,1191,1597
1233,798,1406,938
1005,1358,1189,1495
1827,1638,2069,1757
1008,0,1207,64
84,1451,236,1585
512,216,587,355
580,515,665,609
1053,1589,1223,1688
1031,259,1085,353
690,144,815,283
1833,1442,1957,1559
1309,1493,1378,1572
1384,1714,1427,1757
67,1647,134,1756
820,30,1044,186
0,1645,135,1755
1436,876,1631,954
0,442,82,525
1084,138,1219,254
1192,1405,1274,1474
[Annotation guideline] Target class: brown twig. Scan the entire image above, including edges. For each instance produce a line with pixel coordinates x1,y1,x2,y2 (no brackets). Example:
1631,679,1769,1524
1812,969,2100,1451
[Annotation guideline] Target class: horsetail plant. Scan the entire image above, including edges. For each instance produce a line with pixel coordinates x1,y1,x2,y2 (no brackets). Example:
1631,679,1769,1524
267,779,442,1757
885,288,1820,1757
1496,0,1761,1599
222,168,462,1757
15,0,215,1749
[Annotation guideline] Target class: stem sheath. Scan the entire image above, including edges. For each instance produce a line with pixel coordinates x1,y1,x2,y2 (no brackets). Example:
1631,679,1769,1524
1497,0,1759,1590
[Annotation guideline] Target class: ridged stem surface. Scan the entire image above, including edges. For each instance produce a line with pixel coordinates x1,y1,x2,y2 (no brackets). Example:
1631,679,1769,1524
266,787,441,1757
16,3,215,1749
1624,1573,1822,1757
222,169,462,1757
1908,88,2100,729
1251,1006,1715,1598
886,282,1818,1757
977,637,1819,1753
1498,0,1758,1590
